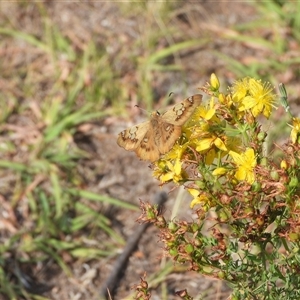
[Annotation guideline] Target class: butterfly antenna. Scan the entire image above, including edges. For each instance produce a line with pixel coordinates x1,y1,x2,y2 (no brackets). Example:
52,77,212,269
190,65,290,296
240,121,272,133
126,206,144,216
134,104,151,115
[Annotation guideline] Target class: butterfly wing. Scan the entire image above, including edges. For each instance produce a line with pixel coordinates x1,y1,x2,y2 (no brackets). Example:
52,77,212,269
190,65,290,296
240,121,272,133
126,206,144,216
162,94,202,125
117,94,202,162
153,94,202,154
154,121,182,154
117,121,150,151
135,129,161,162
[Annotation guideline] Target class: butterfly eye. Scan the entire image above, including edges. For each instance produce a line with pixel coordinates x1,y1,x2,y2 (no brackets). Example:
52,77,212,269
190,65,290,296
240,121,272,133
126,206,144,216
156,111,161,116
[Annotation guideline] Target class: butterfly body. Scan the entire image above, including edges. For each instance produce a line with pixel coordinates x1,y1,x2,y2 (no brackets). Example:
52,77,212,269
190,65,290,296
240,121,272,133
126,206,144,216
117,94,202,162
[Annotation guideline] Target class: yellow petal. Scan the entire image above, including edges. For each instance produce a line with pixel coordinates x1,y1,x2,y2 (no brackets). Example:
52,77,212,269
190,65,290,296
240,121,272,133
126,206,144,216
190,198,201,209
235,166,247,181
212,167,227,176
188,188,200,197
174,159,182,175
214,137,228,152
205,108,216,120
196,137,214,152
160,173,174,182
244,148,256,168
229,150,243,164
205,148,217,165
190,193,209,209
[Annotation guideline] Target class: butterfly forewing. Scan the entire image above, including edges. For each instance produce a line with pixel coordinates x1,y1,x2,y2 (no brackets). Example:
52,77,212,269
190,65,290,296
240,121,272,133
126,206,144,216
162,94,202,125
117,121,150,151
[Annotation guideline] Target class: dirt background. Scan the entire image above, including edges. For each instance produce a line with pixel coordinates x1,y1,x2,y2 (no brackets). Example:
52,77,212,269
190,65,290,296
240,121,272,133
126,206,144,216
0,1,289,300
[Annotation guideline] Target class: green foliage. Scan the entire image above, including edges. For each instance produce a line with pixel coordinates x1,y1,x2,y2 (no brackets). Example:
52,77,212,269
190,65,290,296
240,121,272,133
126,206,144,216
136,75,300,299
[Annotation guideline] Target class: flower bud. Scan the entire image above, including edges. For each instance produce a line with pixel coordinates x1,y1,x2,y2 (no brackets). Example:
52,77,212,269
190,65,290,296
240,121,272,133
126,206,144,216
251,181,261,192
169,248,178,256
289,232,299,241
260,157,268,166
289,176,299,188
168,221,178,232
218,271,225,279
257,132,267,142
212,167,227,176
185,244,194,254
280,160,288,170
210,73,220,90
270,170,279,181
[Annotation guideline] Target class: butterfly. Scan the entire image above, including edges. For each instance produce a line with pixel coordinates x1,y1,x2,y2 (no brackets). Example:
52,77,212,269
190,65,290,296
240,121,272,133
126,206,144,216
117,94,202,162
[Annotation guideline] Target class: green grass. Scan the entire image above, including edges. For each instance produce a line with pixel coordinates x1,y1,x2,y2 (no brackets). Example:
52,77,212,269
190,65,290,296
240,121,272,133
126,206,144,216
220,0,300,80
0,3,140,298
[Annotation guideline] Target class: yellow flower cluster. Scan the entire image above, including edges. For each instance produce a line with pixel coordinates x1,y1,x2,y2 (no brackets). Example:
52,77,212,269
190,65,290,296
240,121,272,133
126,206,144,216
152,74,287,208
232,77,276,118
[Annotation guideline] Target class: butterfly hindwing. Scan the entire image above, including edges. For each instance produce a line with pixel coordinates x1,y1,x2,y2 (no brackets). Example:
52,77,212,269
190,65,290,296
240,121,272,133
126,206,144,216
135,129,161,162
155,122,182,154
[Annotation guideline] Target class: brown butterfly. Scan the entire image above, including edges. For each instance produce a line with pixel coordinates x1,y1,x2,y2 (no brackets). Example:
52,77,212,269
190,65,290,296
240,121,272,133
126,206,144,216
117,94,202,162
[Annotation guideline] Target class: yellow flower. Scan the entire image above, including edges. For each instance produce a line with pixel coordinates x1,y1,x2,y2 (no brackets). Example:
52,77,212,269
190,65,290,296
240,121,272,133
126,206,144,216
232,77,250,101
188,189,210,209
200,136,241,165
290,117,300,144
195,136,227,152
159,159,186,183
232,78,276,118
229,148,257,184
183,103,207,139
189,99,228,156
219,93,233,107
153,160,167,180
163,143,187,160
190,97,218,123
